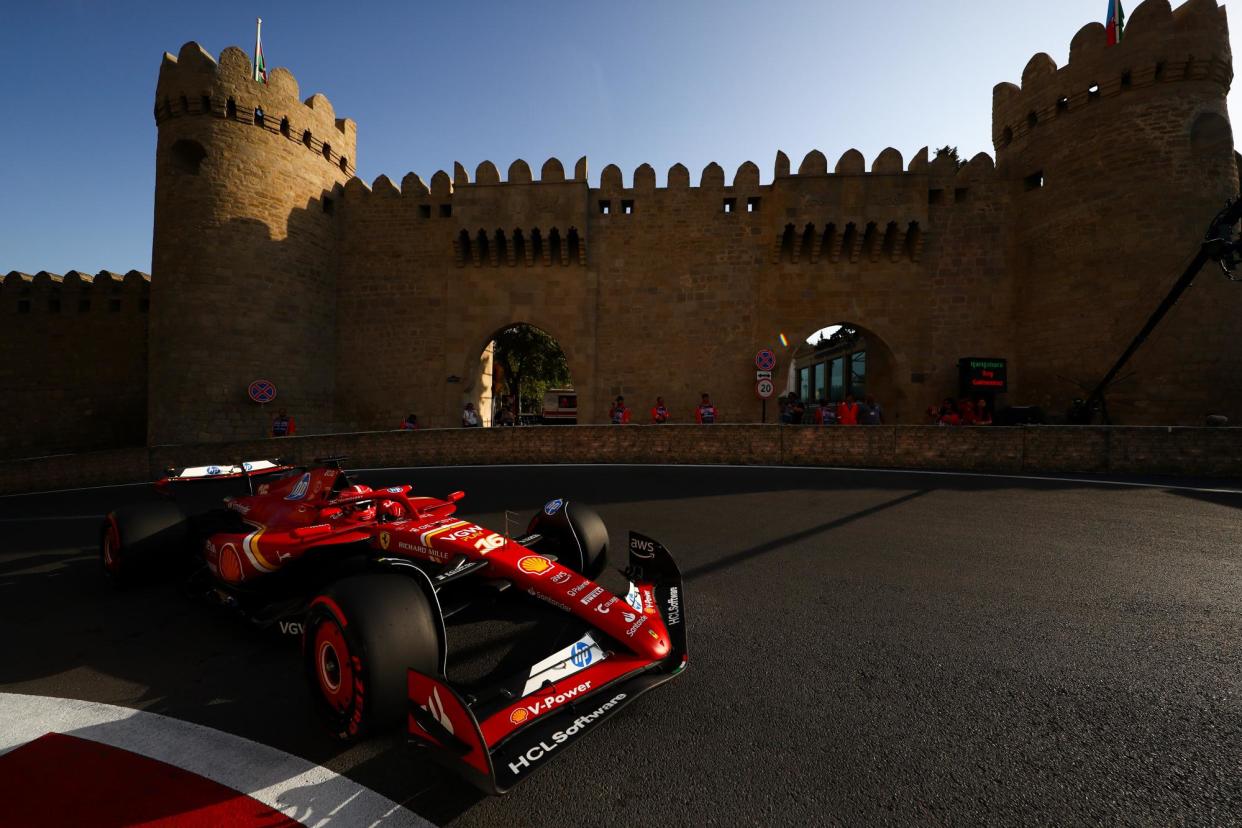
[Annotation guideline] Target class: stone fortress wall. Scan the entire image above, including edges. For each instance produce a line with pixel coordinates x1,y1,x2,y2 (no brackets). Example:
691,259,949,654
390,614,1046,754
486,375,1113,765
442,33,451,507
1,0,1238,459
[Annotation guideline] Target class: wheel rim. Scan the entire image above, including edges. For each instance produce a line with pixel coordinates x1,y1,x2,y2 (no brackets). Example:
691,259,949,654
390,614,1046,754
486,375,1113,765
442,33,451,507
313,620,353,712
102,517,122,574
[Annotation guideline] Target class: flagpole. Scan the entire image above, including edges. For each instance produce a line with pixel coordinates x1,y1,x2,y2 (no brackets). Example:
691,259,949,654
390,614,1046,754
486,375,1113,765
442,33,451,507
254,18,262,82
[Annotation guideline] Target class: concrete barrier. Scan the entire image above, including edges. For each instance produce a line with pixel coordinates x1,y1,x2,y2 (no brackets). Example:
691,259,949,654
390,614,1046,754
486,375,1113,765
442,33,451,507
1,425,1239,496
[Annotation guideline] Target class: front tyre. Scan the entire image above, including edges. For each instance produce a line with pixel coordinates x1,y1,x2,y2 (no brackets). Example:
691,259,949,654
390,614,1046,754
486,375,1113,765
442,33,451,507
526,499,609,579
303,574,442,741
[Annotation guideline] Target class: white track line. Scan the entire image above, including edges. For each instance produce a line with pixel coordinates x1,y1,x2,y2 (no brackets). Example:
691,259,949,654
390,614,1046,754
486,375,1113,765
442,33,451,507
0,515,102,522
0,693,431,827
2,463,1238,498
347,463,1242,495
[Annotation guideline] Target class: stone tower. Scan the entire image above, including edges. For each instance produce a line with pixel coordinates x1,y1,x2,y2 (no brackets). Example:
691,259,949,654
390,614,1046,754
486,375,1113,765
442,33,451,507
996,0,1238,423
149,43,355,443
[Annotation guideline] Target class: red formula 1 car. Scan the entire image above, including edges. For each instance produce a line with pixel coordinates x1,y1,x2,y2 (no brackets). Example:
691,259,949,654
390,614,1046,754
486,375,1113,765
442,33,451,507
100,458,687,793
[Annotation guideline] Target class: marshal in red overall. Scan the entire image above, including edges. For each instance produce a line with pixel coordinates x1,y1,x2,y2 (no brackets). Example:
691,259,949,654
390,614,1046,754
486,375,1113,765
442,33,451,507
100,457,688,793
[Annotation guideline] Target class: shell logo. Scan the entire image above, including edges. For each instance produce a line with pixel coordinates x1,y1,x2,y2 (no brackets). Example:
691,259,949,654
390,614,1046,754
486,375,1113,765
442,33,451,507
379,531,391,550
509,708,530,725
218,543,244,584
517,556,552,575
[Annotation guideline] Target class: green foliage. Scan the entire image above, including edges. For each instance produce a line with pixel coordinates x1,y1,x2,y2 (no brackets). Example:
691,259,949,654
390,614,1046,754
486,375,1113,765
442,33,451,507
934,146,964,170
492,324,572,414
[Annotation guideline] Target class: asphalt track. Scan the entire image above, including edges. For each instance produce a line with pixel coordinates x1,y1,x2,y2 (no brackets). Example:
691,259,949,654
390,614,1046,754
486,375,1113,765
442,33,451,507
2,464,1241,825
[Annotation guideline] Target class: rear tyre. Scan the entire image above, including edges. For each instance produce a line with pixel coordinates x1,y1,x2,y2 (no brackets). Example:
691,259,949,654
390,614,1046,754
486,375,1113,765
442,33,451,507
100,501,188,586
303,574,442,741
526,499,608,579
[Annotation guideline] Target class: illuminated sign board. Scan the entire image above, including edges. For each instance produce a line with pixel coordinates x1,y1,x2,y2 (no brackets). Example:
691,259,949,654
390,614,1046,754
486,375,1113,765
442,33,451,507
958,357,1007,392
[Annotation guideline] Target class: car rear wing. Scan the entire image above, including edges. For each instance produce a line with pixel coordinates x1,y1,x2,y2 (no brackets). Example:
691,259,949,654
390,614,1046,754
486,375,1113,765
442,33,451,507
405,531,688,794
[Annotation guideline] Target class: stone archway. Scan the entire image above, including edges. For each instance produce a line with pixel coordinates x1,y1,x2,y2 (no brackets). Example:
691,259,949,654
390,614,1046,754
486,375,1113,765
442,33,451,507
461,322,578,426
783,320,909,423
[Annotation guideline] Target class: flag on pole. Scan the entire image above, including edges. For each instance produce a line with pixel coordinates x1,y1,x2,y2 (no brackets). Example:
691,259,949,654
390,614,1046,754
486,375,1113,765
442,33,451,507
254,18,268,83
1106,0,1125,45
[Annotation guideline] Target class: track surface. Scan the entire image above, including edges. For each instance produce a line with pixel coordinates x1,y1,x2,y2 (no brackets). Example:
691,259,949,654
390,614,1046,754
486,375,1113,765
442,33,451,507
2,465,1240,825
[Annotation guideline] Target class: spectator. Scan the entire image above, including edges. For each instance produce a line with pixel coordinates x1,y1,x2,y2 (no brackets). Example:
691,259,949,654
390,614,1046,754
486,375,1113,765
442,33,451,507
461,402,480,428
815,399,838,425
938,398,962,426
778,394,791,425
497,404,516,426
272,409,296,437
837,394,860,426
926,405,941,425
788,393,805,425
860,395,884,425
696,393,718,424
958,399,977,425
651,396,670,424
609,395,632,424
399,413,421,430
974,398,993,426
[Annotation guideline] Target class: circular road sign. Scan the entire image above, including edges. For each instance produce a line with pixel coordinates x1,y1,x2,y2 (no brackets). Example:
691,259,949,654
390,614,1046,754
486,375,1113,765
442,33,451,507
756,378,775,399
755,349,776,372
248,379,277,404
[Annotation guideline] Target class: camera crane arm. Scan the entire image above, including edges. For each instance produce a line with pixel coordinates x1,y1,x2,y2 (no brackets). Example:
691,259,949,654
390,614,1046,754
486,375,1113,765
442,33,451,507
1083,197,1242,421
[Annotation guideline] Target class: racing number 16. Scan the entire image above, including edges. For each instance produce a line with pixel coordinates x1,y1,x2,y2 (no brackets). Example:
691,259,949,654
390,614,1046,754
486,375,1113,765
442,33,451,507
474,534,505,553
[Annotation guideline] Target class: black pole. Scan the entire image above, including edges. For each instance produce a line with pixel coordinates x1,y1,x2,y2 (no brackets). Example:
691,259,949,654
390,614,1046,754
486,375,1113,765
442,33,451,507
1084,198,1242,420
762,398,767,424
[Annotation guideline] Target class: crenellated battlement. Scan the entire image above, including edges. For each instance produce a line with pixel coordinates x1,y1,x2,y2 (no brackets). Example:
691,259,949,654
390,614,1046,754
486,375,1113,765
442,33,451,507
2,270,151,314
992,0,1231,152
154,42,356,176
340,144,995,207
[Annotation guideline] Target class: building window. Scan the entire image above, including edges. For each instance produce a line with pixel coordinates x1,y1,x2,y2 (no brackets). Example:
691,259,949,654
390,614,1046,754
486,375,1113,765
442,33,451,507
599,200,611,215
929,188,944,204
621,199,634,215
746,197,761,213
723,197,737,214
280,117,290,137
954,187,969,203
440,204,452,218
1056,96,1069,113
109,299,121,312
340,156,349,173
322,197,334,215
302,129,313,148
226,97,237,119
1001,127,1013,147
830,358,844,400
323,142,332,161
419,204,431,219
170,139,207,175
850,351,866,398
200,95,212,114
1088,83,1100,100
48,298,61,313
139,298,149,312
813,362,826,400
1027,111,1038,128
254,107,265,127
1024,171,1044,191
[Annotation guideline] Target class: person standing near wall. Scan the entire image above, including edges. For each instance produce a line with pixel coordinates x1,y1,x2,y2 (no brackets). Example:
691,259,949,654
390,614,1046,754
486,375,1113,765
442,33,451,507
837,394,860,426
696,393,718,424
461,402,480,427
399,414,421,430
272,409,296,437
860,396,884,425
651,396,670,424
609,396,632,424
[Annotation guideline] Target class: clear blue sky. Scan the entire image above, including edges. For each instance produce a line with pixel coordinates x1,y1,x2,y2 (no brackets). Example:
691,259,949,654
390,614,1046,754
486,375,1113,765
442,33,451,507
1,0,1236,274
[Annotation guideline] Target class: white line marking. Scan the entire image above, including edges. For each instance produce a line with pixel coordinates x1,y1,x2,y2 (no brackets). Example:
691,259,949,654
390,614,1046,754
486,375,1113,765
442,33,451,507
346,463,1242,495
3,463,1238,498
0,693,432,827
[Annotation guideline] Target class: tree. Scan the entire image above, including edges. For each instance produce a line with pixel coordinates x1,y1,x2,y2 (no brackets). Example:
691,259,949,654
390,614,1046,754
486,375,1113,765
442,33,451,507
935,146,964,170
491,324,571,415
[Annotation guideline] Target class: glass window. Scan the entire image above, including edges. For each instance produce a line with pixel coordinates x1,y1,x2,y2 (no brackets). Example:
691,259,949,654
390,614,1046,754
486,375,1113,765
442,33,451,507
814,362,826,401
799,367,811,401
830,358,844,401
851,351,866,398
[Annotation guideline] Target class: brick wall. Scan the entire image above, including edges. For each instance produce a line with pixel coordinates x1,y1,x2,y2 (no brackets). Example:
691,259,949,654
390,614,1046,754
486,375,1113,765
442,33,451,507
2,425,1237,496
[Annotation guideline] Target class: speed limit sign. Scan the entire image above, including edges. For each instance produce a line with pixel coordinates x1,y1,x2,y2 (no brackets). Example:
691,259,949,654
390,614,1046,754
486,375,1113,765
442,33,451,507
756,378,775,399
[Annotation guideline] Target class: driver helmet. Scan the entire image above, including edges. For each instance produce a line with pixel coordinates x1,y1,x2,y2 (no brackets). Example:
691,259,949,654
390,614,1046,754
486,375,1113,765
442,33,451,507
345,484,376,521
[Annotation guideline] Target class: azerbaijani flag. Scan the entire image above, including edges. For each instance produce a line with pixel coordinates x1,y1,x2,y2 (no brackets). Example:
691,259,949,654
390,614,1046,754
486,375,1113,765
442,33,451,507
1106,0,1125,45
254,18,268,83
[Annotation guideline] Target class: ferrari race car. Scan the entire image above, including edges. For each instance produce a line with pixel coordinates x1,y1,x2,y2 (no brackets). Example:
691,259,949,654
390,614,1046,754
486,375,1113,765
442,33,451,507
99,458,687,793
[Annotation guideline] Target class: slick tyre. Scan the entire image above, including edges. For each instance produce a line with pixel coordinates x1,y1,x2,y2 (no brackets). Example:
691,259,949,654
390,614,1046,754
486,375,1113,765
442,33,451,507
303,574,442,742
526,499,608,579
100,502,188,586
